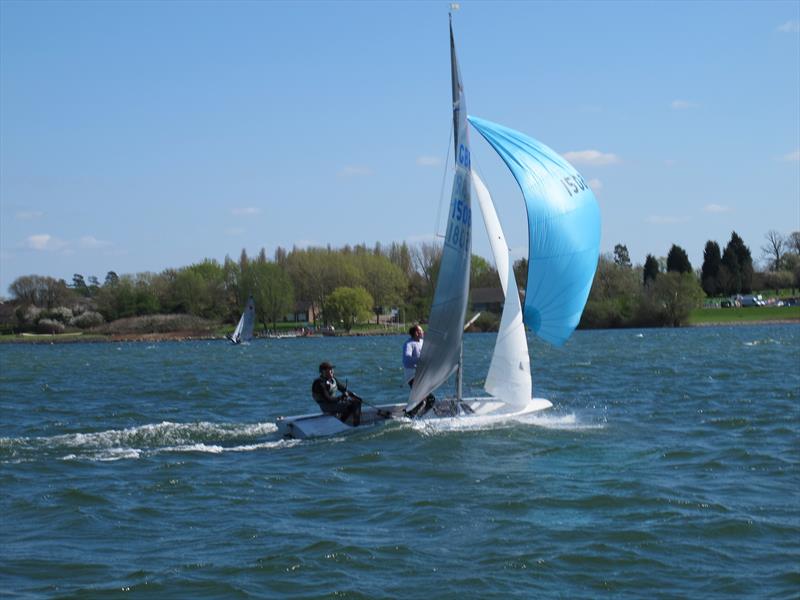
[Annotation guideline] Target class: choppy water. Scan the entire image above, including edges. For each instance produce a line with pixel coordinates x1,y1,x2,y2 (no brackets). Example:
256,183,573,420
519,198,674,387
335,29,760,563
1,325,798,598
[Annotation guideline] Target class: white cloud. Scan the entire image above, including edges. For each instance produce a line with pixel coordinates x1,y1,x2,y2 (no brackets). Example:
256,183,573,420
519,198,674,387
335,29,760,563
588,178,603,192
562,150,620,166
416,156,442,167
780,149,800,162
16,210,44,220
777,20,800,33
26,233,66,251
645,215,690,225
232,207,261,216
78,235,111,248
671,99,697,110
704,204,730,213
338,165,372,177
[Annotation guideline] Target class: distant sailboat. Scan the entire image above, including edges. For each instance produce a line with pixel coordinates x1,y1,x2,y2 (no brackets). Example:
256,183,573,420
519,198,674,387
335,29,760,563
228,296,255,344
276,16,599,438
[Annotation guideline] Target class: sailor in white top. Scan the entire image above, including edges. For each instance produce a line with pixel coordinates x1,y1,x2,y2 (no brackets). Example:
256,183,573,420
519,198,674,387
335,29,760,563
402,325,424,387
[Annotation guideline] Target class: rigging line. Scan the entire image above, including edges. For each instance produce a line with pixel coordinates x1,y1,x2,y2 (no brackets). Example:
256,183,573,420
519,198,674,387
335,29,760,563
433,120,454,240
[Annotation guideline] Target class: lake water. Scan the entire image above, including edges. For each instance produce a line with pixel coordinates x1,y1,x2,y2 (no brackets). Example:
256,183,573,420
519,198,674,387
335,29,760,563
1,325,798,598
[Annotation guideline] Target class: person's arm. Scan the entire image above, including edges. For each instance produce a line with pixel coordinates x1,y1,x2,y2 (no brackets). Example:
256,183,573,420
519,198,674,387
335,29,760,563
402,340,415,368
312,379,336,403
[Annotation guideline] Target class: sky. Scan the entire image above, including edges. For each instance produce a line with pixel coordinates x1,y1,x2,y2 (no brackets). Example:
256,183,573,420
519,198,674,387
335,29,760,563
1,0,799,297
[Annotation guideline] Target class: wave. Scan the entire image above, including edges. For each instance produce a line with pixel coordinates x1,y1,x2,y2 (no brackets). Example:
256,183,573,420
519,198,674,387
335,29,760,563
1,421,288,463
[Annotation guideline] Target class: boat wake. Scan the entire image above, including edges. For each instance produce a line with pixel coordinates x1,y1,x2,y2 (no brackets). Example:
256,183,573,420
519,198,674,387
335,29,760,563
410,409,604,435
0,421,298,463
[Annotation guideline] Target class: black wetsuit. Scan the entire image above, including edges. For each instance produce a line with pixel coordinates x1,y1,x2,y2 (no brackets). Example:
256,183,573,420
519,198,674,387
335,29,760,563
311,375,361,426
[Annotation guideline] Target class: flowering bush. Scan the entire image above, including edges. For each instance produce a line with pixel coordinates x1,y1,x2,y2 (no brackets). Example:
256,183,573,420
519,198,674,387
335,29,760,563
36,318,65,334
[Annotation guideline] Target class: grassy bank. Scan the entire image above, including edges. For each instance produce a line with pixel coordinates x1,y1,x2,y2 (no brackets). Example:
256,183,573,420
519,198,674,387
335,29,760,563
688,306,800,325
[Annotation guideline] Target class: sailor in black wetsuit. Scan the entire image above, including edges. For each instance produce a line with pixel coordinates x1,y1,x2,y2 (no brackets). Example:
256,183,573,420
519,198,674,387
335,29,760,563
311,362,361,426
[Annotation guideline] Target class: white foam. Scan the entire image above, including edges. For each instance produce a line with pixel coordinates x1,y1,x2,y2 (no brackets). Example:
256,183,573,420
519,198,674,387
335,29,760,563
62,448,142,462
11,421,283,462
410,410,604,435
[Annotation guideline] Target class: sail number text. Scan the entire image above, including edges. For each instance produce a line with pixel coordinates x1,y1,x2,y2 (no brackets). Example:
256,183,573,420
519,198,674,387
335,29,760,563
446,172,471,251
561,173,589,197
457,144,471,168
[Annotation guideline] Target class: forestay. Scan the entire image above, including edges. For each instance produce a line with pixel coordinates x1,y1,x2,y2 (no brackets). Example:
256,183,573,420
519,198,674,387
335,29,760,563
468,116,601,347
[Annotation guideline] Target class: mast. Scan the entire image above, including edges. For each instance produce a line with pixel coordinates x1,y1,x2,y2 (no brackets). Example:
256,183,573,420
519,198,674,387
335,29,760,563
451,11,463,403
405,12,472,413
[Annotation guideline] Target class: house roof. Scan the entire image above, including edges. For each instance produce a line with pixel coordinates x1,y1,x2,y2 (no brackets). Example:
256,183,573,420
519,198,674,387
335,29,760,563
470,287,504,303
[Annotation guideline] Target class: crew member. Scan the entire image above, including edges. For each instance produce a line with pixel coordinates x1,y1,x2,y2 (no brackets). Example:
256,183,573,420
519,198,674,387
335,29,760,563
311,362,361,426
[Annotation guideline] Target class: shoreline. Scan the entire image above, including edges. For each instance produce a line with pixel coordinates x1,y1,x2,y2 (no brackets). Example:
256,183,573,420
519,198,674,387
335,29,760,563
2,319,798,344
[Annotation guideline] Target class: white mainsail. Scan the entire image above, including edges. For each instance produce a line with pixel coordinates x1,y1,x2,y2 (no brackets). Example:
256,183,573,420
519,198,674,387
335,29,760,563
230,296,255,344
472,171,531,410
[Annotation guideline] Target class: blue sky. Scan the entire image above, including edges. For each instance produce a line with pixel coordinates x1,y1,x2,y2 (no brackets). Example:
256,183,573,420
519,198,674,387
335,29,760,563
1,0,798,296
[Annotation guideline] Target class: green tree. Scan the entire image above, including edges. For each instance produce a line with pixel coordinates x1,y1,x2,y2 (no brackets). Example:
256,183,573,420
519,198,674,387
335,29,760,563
666,244,692,273
72,274,90,297
760,270,794,295
170,269,205,315
95,275,137,320
170,260,228,319
87,276,101,296
357,253,407,324
613,244,631,268
719,245,740,295
470,254,499,288
387,241,414,278
726,231,754,293
285,248,362,324
581,254,642,328
324,286,373,332
648,272,705,327
249,261,294,329
643,254,659,286
700,241,721,296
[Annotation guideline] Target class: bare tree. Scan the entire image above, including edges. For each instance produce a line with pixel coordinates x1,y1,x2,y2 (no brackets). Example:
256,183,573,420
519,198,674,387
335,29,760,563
760,230,785,271
787,231,800,254
411,241,442,287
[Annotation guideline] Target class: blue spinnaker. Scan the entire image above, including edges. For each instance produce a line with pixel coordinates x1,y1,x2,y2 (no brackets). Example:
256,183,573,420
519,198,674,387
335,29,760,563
468,116,600,347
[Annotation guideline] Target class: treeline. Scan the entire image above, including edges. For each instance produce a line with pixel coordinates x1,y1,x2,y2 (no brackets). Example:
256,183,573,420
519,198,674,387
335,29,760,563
581,230,800,329
3,242,502,334
4,230,799,335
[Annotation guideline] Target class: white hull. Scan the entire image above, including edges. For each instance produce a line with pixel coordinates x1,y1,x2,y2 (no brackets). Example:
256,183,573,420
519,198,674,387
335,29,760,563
275,397,552,439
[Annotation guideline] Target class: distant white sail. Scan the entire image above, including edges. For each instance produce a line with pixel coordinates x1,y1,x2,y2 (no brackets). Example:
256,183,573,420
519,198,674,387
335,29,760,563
230,296,255,344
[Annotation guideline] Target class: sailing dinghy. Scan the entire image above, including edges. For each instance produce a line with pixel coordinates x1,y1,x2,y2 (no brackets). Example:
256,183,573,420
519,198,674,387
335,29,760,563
276,17,599,439
228,296,255,344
